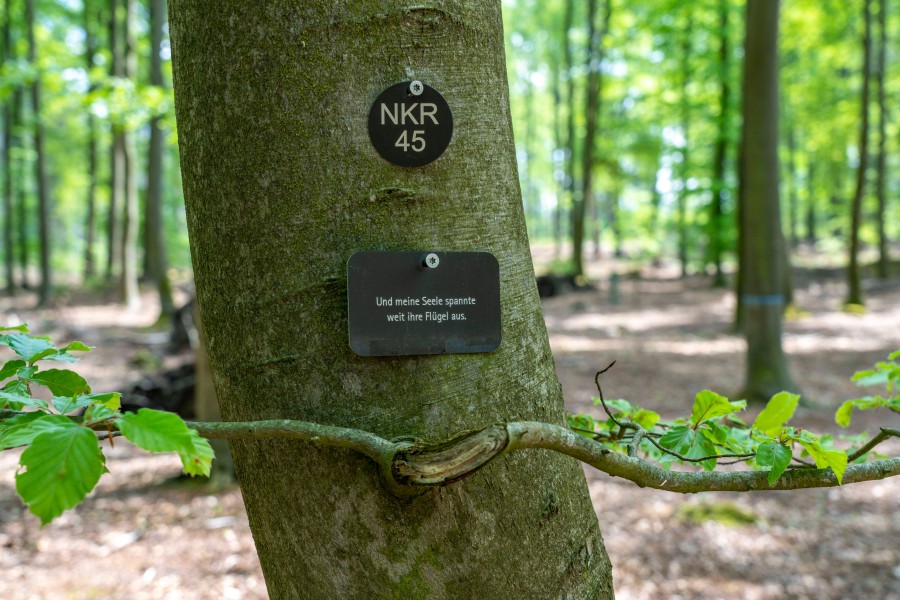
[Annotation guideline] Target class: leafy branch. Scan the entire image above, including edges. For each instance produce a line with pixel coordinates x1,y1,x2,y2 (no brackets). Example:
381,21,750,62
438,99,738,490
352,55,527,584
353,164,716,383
1,326,898,525
569,352,900,486
0,325,213,525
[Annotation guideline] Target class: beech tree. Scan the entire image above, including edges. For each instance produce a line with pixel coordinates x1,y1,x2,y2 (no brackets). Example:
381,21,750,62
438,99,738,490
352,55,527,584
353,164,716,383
160,2,900,598
169,1,612,597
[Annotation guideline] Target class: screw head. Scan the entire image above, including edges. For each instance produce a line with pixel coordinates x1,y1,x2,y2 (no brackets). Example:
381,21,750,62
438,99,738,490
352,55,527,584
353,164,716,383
424,253,440,268
409,80,424,96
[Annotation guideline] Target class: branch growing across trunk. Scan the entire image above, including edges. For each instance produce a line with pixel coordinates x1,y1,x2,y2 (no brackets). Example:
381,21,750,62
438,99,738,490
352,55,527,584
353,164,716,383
184,418,900,494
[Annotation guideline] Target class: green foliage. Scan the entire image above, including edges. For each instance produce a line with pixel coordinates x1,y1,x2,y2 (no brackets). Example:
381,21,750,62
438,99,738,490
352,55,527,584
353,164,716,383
0,326,214,525
836,350,900,427
570,353,900,487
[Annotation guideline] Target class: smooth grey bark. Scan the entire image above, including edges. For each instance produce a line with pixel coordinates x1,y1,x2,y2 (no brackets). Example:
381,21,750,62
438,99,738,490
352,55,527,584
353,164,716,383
737,0,795,402
169,2,612,599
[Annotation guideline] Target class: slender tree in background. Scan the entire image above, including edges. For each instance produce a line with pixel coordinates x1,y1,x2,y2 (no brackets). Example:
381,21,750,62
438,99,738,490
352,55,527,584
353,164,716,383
2,0,14,295
847,0,872,308
677,9,693,278
106,0,123,281
874,0,889,280
738,0,794,402
170,1,613,597
119,0,139,308
13,87,27,290
562,0,577,264
144,0,174,318
25,0,51,307
574,0,609,278
709,0,731,288
83,0,99,280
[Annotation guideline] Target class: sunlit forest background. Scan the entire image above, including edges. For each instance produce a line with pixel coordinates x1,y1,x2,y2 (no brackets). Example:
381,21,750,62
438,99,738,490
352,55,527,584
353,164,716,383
0,1,898,599
0,0,896,306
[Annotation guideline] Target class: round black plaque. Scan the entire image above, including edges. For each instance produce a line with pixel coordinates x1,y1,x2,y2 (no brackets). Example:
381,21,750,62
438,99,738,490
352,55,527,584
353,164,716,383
368,81,453,167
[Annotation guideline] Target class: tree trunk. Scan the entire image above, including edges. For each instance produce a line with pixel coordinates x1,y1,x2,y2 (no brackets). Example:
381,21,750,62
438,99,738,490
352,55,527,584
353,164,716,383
26,0,51,308
563,0,577,268
738,0,795,402
169,2,613,599
119,0,140,308
106,0,123,282
145,0,175,318
874,0,888,280
677,11,693,279
14,88,28,290
2,0,15,295
84,0,98,280
710,0,730,289
805,163,817,243
575,0,610,278
847,0,872,307
193,305,233,481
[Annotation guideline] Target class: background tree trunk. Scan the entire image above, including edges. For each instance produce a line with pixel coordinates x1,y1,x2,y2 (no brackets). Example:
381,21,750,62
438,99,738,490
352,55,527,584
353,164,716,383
106,0,123,282
2,0,15,295
145,0,175,319
83,0,99,281
738,0,795,402
709,0,730,288
846,0,872,307
874,0,888,280
118,0,139,308
26,0,52,307
170,2,612,599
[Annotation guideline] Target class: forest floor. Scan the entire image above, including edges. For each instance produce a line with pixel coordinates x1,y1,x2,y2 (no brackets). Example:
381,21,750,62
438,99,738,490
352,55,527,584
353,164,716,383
0,257,898,600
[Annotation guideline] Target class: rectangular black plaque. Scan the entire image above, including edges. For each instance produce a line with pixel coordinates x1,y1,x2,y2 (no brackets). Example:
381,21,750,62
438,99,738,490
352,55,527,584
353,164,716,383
347,251,501,356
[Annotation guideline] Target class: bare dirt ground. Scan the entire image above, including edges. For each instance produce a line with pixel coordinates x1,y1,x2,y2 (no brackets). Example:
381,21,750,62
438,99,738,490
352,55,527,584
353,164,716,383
0,261,898,600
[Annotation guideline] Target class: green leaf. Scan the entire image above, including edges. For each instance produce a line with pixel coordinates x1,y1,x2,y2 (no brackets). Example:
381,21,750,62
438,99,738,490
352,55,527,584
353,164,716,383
62,341,93,353
1,379,30,408
16,424,106,525
753,392,800,436
178,429,214,477
0,412,45,449
835,397,886,428
84,404,117,424
756,442,793,485
0,389,48,411
116,408,195,454
0,324,29,333
690,390,746,426
660,425,695,454
889,350,900,361
52,392,121,415
30,369,91,397
0,359,25,381
6,334,57,363
851,369,889,387
799,440,848,485
633,409,661,430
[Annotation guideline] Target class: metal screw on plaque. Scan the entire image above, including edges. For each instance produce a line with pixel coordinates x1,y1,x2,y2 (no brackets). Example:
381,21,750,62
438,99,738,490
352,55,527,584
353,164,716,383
424,253,440,269
409,80,424,96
